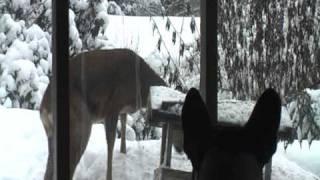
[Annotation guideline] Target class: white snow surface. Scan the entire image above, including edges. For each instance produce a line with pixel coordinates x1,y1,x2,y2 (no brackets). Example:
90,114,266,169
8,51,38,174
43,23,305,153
150,86,185,109
103,15,200,58
0,107,319,180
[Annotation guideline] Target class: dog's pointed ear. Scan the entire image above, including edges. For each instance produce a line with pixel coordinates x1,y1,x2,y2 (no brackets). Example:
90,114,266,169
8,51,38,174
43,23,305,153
181,88,211,171
245,88,281,165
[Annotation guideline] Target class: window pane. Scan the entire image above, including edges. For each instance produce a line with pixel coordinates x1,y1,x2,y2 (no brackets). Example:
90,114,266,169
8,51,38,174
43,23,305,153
0,0,52,179
0,0,202,179
0,0,204,179
68,0,200,180
218,0,320,178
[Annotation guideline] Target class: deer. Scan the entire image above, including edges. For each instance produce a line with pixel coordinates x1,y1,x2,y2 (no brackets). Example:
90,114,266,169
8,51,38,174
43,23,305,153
181,88,281,180
40,48,167,180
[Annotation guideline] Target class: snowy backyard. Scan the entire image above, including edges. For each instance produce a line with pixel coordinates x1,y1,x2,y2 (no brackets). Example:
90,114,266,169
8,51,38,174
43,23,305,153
1,0,320,179
0,107,320,180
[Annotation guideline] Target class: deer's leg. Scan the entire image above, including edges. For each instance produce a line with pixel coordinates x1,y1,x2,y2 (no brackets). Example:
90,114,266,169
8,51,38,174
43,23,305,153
104,113,118,180
41,111,54,180
44,136,53,180
69,121,92,179
120,113,127,154
69,101,92,179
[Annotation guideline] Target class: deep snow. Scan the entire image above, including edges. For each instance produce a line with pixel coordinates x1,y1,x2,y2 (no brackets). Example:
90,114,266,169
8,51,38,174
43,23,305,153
0,107,319,180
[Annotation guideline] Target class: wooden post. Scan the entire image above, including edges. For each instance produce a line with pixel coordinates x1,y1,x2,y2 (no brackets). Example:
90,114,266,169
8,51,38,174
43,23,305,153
160,122,173,167
52,0,69,179
120,113,127,154
160,123,168,166
200,0,218,124
164,123,173,167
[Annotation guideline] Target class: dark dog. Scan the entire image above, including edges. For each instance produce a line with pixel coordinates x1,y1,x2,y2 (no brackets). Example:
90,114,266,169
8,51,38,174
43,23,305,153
182,88,281,180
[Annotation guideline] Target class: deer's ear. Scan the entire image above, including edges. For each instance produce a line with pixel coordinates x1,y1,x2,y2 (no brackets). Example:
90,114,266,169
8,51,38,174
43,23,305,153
181,88,211,170
245,88,281,165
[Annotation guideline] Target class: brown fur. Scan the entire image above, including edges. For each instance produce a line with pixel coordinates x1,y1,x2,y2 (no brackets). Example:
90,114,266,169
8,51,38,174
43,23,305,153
40,49,166,180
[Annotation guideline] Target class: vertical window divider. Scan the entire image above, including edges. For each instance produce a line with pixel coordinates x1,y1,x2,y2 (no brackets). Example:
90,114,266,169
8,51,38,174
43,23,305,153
200,0,218,124
52,0,70,179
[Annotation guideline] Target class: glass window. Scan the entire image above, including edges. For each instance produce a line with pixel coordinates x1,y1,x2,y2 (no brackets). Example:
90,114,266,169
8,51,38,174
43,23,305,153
2,0,319,180
0,0,52,179
217,0,320,178
66,1,201,179
0,0,200,180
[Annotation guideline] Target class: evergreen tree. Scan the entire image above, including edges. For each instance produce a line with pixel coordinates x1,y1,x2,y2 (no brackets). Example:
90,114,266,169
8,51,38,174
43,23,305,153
218,0,320,143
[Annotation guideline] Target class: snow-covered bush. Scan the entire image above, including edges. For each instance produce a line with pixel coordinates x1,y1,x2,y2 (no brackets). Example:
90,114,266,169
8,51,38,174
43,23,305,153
107,1,123,15
0,14,25,52
116,112,161,141
0,0,112,109
131,110,161,140
0,14,50,109
70,0,110,50
0,0,51,32
287,89,320,145
69,9,82,56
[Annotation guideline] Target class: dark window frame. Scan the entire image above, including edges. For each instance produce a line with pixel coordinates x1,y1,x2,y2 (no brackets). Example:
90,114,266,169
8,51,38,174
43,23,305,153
51,0,218,179
200,0,218,124
52,0,70,179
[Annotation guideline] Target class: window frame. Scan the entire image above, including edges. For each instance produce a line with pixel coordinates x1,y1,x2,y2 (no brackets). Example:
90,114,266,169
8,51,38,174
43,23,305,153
52,0,70,179
200,0,218,124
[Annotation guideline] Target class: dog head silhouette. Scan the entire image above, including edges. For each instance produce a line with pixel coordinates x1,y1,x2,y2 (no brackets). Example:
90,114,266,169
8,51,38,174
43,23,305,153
181,88,281,180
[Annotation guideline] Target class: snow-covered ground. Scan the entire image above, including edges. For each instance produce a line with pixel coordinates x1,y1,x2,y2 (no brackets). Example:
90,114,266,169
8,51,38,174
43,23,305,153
0,107,319,180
